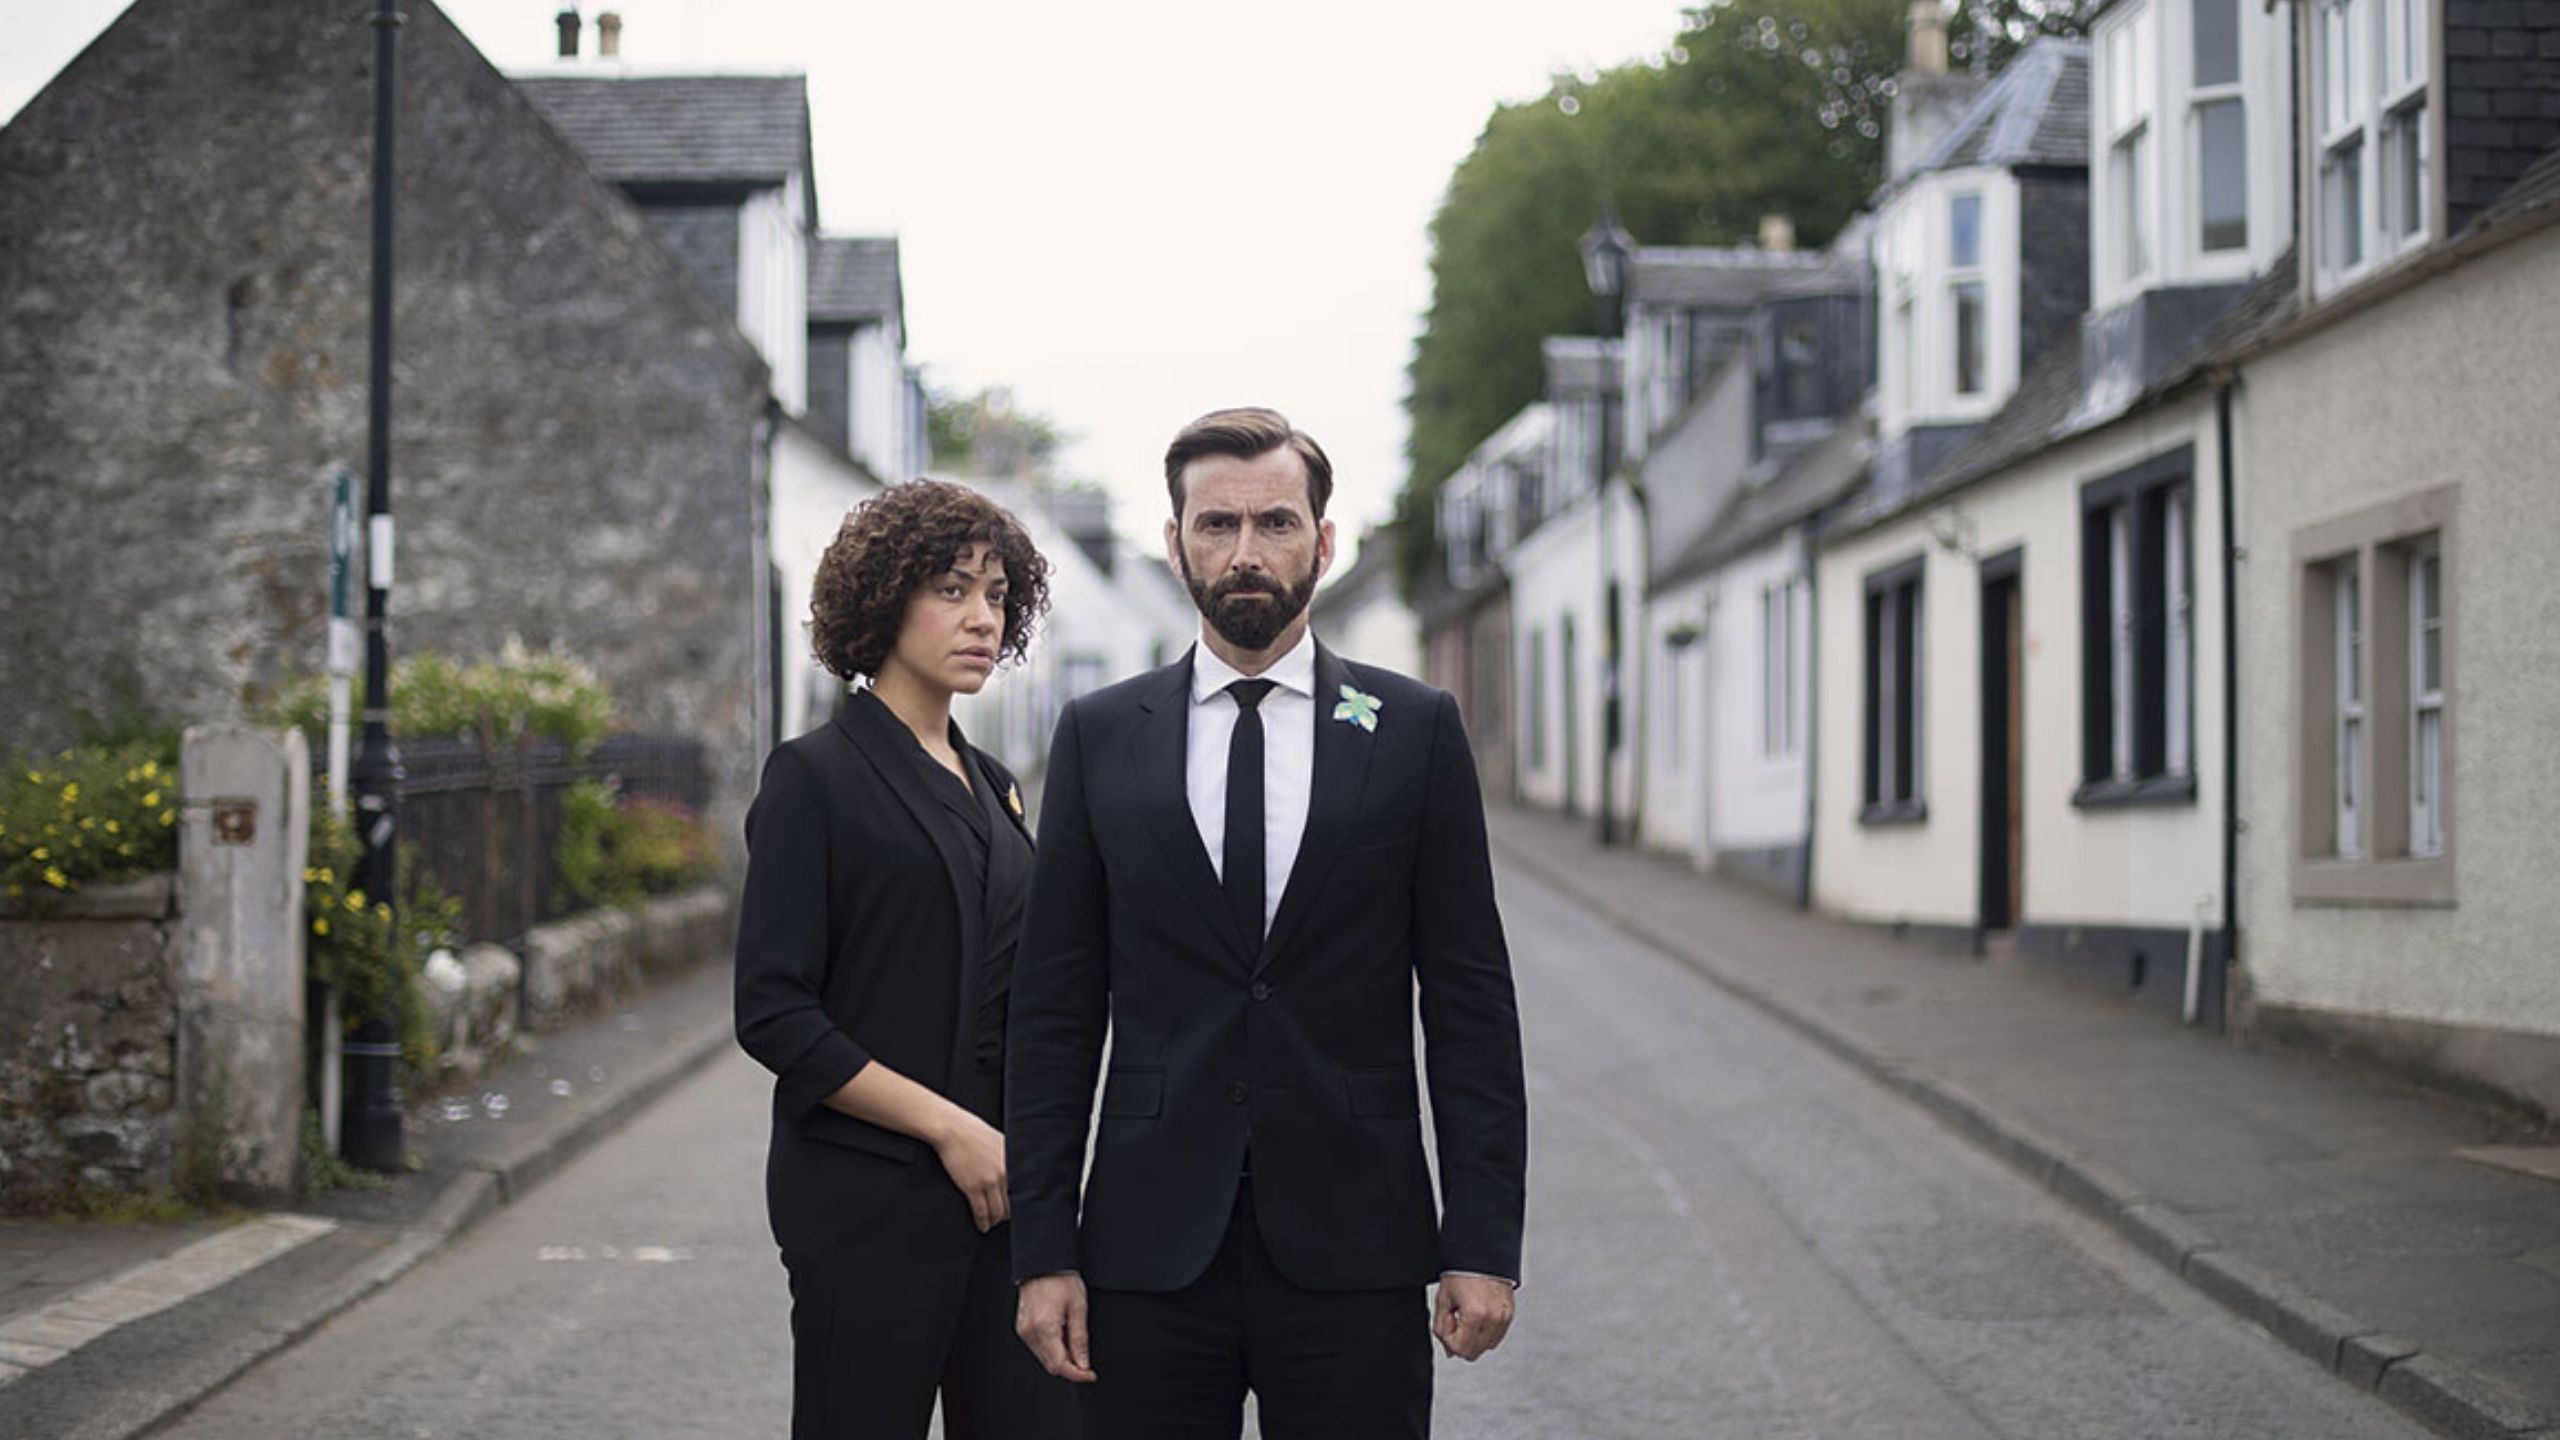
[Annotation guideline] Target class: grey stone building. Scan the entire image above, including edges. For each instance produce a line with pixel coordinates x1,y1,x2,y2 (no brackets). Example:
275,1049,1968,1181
0,0,772,831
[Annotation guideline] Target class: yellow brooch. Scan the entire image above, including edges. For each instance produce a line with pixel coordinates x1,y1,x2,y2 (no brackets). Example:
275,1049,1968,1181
1006,783,1025,819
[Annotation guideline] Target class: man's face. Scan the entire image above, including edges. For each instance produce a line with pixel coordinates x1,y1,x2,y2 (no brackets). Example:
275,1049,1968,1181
1166,447,1335,655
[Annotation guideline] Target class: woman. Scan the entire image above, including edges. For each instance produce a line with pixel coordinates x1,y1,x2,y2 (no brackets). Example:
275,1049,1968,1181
734,480,1078,1439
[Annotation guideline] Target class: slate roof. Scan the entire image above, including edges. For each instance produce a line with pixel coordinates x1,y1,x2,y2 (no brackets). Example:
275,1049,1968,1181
514,74,812,191
1628,247,1866,310
809,236,901,326
2476,134,2560,233
1652,422,1873,594
1882,39,2089,201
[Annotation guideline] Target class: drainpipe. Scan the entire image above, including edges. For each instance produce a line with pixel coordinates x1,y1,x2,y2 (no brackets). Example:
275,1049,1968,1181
2215,380,2241,1030
1797,515,1824,910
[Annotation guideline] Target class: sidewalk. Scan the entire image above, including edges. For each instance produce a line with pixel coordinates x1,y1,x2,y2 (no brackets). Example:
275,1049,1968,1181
1488,803,2560,1440
0,958,737,1440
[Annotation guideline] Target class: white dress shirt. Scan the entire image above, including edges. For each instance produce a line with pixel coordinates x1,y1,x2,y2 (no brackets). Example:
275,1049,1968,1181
1186,628,1317,940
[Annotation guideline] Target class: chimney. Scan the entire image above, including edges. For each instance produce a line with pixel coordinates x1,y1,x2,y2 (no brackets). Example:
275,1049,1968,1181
597,11,623,57
555,7,581,59
1907,0,1950,76
1759,214,1797,254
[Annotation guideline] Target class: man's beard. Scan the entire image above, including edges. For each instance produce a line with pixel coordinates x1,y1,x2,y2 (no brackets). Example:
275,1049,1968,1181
1181,553,1319,654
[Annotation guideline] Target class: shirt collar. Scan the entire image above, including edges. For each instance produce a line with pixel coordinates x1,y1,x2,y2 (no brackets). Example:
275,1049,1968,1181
1191,626,1318,706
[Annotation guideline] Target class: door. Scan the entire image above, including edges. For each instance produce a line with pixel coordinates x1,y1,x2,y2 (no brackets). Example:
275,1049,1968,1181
1978,555,2024,931
1562,615,1581,817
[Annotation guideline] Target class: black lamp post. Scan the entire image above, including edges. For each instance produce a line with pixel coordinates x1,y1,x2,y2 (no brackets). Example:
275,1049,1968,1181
344,0,407,1173
1578,208,1633,847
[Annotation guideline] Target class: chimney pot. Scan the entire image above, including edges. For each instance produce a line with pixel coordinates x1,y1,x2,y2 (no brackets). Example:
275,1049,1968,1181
1759,214,1797,254
556,7,581,60
597,11,623,58
1908,0,1950,76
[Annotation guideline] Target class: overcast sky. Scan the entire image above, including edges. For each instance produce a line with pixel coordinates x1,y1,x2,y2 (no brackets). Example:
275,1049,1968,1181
3,0,1690,550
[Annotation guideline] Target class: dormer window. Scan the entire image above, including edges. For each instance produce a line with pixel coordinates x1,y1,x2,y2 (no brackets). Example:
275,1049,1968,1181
2313,0,2430,289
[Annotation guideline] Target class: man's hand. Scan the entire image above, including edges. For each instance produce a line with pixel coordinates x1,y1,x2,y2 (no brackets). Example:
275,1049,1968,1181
1432,1273,1515,1362
1015,1272,1097,1382
928,1112,1008,1233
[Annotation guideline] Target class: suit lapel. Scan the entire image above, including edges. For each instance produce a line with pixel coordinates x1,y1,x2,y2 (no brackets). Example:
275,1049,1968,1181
834,691,986,1091
1130,651,1258,966
1259,643,1375,976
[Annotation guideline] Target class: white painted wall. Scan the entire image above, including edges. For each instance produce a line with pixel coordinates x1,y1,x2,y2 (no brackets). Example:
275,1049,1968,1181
848,317,907,480
1813,396,2229,932
1640,572,1712,858
736,179,808,415
1323,583,1423,682
1508,485,1644,817
769,418,883,739
2236,229,2560,1038
1706,532,1815,856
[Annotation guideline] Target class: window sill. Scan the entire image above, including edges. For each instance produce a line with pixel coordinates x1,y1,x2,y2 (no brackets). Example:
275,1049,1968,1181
2071,773,2199,810
2292,854,2456,908
1858,799,1929,828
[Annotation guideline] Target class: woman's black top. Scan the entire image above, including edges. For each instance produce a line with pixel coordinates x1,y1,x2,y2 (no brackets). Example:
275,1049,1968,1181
897,702,1034,1125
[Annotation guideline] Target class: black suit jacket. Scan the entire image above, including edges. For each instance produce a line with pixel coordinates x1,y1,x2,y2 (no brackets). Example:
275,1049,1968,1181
734,691,1033,1255
1007,643,1527,1293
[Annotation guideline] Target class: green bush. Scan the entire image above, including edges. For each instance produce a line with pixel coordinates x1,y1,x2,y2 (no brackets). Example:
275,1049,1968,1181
267,639,614,757
304,804,456,1072
554,784,716,911
0,742,181,902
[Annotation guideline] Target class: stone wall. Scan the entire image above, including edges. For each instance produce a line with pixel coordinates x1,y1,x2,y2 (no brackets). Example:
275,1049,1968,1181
0,0,772,842
0,879,182,1207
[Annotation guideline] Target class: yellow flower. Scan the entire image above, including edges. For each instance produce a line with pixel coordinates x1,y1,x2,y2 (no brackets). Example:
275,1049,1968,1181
141,790,160,808
59,783,78,805
343,893,363,912
25,770,42,785
312,917,330,936
79,817,96,831
29,846,47,861
141,761,159,779
303,868,320,883
117,844,134,857
375,903,391,920
158,810,175,827
103,820,119,835
43,867,68,889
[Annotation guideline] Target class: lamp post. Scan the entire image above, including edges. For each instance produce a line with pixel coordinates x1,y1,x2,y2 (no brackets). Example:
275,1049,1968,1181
1579,208,1633,847
344,0,407,1173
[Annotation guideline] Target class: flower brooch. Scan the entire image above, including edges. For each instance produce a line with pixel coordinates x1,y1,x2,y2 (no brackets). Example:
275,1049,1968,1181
1332,684,1384,733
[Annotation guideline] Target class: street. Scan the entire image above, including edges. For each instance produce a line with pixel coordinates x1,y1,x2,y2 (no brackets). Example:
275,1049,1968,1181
157,863,2433,1440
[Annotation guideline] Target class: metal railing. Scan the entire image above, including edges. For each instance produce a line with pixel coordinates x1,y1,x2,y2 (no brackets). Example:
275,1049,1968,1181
396,733,707,947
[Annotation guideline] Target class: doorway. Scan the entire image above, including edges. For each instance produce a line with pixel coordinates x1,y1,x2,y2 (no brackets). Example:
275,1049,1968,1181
1978,553,2024,932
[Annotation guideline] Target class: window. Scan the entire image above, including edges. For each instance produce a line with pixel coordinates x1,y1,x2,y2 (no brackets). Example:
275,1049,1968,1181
2191,0,2248,254
2313,0,2429,288
2293,484,2457,904
2408,542,2442,857
1862,560,1925,820
2101,17,2155,286
1775,316,1823,419
1949,191,1987,398
1762,579,1801,756
2078,449,2197,805
1662,638,1684,774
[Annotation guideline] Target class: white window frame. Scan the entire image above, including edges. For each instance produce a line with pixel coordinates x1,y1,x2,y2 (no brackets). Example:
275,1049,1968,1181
2335,560,2365,858
2408,541,2443,857
2312,0,2432,294
1949,190,1988,398
1763,580,1800,757
2108,505,2138,781
2187,0,2250,259
2165,489,2195,777
2099,12,2158,291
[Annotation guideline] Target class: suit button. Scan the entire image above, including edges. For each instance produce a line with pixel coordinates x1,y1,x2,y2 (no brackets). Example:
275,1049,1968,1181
1228,1080,1248,1104
1250,981,1271,1002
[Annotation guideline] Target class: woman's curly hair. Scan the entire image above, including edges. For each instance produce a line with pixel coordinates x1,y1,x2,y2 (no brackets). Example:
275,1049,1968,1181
808,480,1051,681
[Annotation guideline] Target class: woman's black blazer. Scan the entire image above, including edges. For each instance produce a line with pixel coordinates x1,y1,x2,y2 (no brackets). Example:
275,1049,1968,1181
733,694,1031,1254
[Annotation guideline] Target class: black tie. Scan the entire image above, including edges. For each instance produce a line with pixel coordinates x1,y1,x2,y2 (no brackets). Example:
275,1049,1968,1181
1224,679,1276,949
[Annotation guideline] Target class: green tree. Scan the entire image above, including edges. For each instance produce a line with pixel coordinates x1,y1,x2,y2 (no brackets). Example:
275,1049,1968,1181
1394,0,2082,589
927,386,1069,481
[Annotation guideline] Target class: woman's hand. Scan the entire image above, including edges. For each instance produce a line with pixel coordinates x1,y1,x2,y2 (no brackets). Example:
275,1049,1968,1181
930,1111,1009,1232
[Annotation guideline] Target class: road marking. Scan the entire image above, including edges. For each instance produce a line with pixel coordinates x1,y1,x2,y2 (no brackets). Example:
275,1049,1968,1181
535,1244,696,1263
0,1214,337,1386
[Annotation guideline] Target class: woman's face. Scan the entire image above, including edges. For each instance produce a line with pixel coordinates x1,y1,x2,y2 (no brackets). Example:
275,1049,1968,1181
881,540,1009,698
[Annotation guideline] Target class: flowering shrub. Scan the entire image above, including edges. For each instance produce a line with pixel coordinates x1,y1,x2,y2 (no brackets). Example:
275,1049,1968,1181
267,638,615,756
0,743,180,902
303,803,457,1069
554,782,717,911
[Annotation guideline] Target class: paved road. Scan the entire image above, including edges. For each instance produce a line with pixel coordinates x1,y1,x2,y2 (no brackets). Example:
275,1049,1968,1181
159,865,2432,1439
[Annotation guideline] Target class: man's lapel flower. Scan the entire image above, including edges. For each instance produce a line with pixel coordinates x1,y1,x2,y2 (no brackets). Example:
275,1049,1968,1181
1332,684,1384,733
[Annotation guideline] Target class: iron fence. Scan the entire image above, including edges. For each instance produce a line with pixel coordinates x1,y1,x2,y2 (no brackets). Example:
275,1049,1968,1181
395,733,708,948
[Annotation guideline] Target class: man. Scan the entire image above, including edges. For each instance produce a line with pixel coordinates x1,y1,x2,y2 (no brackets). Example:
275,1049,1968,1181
1008,407,1528,1438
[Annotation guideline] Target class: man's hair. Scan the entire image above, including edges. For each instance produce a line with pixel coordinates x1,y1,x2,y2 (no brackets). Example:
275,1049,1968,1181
808,479,1051,680
1162,407,1334,520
